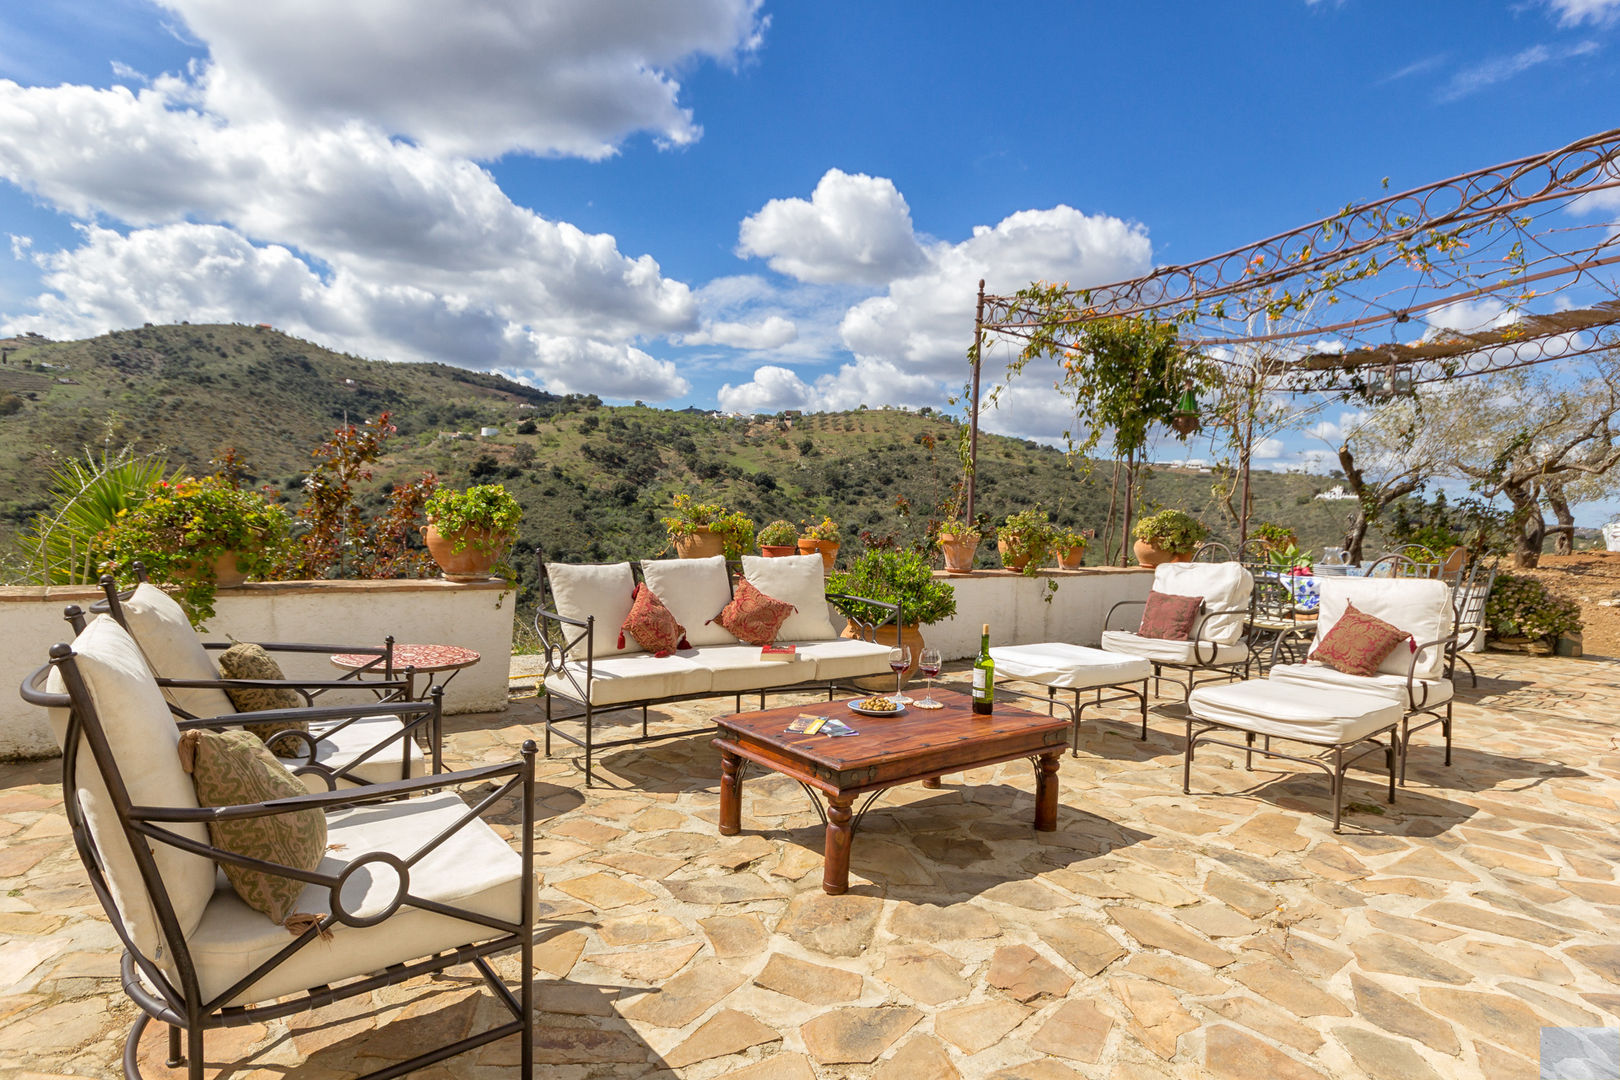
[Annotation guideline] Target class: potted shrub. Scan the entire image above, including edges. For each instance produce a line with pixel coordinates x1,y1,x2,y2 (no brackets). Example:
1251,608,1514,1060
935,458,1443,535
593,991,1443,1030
828,547,957,684
1485,571,1581,655
1052,526,1090,570
1251,521,1298,554
94,476,294,624
758,519,799,557
997,508,1053,572
1132,509,1209,567
661,494,755,560
423,483,523,581
937,516,980,573
798,516,841,569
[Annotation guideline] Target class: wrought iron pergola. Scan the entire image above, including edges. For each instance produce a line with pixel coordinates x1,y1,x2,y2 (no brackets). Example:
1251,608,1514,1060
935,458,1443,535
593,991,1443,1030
965,127,1620,538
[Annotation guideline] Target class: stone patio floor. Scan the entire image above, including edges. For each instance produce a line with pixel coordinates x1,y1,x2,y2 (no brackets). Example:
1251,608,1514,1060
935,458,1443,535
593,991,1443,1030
2,652,1618,1079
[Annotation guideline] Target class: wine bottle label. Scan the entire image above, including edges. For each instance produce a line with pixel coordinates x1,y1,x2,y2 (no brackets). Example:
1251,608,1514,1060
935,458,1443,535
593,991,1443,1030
972,669,986,691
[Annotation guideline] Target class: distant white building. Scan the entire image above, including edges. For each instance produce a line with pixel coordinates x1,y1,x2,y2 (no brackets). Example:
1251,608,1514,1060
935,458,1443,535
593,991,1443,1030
1315,485,1356,500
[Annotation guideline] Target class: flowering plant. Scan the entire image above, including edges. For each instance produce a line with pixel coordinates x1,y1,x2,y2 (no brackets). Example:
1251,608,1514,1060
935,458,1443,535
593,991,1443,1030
95,476,294,624
660,494,755,560
1485,571,1581,643
757,519,799,547
802,516,841,543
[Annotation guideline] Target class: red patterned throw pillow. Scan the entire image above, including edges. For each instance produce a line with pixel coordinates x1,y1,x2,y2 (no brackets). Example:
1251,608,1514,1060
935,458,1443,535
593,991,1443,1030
1138,589,1203,640
1313,601,1411,676
710,577,798,647
618,583,690,657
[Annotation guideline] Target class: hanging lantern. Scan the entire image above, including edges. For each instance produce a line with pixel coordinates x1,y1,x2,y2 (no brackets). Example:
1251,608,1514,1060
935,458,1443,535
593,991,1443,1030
1169,385,1200,435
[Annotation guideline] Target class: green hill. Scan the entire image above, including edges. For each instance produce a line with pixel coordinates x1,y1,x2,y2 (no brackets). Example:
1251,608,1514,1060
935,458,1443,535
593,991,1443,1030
0,322,1372,618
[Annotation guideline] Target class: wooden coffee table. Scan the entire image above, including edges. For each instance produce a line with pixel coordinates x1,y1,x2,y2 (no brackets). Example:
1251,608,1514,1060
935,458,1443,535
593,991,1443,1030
713,689,1070,894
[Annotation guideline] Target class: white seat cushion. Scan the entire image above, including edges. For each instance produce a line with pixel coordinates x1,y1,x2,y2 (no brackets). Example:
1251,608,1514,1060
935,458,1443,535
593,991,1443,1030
1153,562,1253,645
795,638,895,683
1101,630,1249,667
544,652,713,706
1311,577,1454,681
1268,663,1454,709
183,791,522,1005
991,643,1152,688
640,556,738,647
693,644,815,693
740,554,839,642
279,714,427,791
47,616,217,963
546,562,642,660
1189,680,1402,745
121,582,236,719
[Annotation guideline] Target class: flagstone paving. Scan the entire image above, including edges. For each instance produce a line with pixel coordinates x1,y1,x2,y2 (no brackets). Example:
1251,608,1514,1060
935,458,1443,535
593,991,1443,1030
2,651,1618,1077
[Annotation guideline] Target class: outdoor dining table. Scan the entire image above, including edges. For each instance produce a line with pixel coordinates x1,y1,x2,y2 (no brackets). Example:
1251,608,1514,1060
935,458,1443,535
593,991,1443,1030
330,642,480,701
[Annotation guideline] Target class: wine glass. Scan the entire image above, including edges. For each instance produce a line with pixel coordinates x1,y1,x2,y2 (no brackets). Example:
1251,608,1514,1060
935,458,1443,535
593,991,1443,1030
887,645,911,705
916,648,943,709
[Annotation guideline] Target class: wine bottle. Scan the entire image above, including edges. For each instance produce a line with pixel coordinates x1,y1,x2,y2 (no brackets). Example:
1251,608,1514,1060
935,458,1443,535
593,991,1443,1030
972,623,994,715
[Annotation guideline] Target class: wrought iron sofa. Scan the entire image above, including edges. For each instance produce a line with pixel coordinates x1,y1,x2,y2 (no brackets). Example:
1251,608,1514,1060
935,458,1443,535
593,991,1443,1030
537,553,899,785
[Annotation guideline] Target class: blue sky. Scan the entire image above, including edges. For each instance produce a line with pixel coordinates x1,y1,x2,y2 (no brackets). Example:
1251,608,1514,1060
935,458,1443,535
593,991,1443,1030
2,0,1619,519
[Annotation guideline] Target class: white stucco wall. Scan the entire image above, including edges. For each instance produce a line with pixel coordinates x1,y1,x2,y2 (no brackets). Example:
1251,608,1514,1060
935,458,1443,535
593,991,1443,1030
924,568,1155,659
3,578,514,760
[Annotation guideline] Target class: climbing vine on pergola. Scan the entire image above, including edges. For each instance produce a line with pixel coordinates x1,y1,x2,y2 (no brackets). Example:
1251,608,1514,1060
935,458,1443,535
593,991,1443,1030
964,127,1620,556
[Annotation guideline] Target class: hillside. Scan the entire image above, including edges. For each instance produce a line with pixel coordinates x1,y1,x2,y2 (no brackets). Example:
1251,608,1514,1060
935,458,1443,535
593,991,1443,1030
0,323,1374,617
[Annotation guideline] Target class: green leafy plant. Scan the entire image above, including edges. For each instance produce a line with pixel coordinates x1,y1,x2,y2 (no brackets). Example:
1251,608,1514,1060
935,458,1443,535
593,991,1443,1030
95,476,295,624
828,547,957,627
1265,542,1312,574
802,516,841,543
1052,526,1090,551
1485,571,1581,642
1133,509,1209,556
1251,522,1296,547
661,494,756,560
937,517,980,540
425,483,523,551
13,446,178,585
998,508,1054,575
758,519,798,547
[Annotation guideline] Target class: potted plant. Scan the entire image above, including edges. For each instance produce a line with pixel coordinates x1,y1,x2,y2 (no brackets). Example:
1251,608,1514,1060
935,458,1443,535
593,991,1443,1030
828,547,957,684
94,475,295,624
423,483,523,581
1485,571,1581,655
1251,521,1298,554
661,494,755,560
1051,526,1090,570
997,508,1053,573
937,516,980,573
1132,509,1208,567
758,519,799,557
798,516,841,569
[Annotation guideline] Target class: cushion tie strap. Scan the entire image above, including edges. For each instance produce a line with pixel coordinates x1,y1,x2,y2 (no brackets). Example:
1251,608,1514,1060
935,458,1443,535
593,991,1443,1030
283,912,334,941
176,729,200,773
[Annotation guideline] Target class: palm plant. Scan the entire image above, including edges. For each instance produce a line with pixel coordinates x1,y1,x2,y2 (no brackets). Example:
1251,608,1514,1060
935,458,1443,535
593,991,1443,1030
13,447,177,585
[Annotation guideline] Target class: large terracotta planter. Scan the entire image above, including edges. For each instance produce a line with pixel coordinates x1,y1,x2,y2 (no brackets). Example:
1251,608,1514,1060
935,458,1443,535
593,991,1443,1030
798,538,839,569
674,527,726,559
423,523,503,581
759,544,797,557
1133,539,1192,568
939,534,979,573
844,619,926,690
183,550,247,587
998,539,1036,571
1054,544,1086,570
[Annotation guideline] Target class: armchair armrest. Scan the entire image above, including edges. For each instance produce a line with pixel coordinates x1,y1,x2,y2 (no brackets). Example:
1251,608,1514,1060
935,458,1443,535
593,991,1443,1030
826,592,902,647
1104,599,1146,632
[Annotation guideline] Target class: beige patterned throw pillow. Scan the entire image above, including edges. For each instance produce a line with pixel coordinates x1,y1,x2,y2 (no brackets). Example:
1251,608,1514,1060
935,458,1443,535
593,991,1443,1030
217,642,308,755
178,728,326,925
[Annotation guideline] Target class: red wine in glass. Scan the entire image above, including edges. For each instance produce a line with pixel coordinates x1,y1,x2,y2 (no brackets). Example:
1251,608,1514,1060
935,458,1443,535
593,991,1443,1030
887,646,911,703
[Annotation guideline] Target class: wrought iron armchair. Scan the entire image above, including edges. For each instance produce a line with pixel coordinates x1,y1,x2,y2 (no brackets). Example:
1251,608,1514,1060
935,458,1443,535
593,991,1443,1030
1450,561,1498,687
20,615,537,1079
1101,561,1256,700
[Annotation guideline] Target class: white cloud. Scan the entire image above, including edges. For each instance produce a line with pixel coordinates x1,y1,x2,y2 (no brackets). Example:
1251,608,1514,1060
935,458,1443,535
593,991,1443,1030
717,364,813,413
737,169,927,285
1545,0,1620,26
154,0,767,160
678,315,797,350
1438,40,1599,102
1422,297,1513,335
1253,437,1287,460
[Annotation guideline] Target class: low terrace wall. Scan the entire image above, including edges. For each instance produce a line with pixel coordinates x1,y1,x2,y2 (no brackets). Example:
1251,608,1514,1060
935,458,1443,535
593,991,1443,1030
2,578,514,760
923,566,1154,659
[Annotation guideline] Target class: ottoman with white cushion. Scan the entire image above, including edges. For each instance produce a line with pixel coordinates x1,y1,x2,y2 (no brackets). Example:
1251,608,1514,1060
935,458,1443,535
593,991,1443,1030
991,643,1153,745
1184,679,1401,832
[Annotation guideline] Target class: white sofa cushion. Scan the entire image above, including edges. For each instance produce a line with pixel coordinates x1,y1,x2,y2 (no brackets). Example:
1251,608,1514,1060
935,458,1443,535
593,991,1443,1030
1268,663,1454,709
795,638,894,683
47,616,217,963
694,644,814,693
122,582,236,719
740,554,839,642
182,791,522,1005
545,652,713,706
641,556,737,648
1311,578,1453,681
1188,680,1402,745
991,643,1152,688
1101,630,1249,667
279,714,427,791
1152,562,1252,645
547,562,641,660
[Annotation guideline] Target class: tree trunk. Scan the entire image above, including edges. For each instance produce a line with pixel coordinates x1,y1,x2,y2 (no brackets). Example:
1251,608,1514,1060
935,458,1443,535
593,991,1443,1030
1547,489,1575,556
1341,506,1370,565
1504,482,1545,568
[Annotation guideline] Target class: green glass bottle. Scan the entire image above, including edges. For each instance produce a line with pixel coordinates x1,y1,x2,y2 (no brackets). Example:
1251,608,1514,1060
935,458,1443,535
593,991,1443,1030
972,623,994,715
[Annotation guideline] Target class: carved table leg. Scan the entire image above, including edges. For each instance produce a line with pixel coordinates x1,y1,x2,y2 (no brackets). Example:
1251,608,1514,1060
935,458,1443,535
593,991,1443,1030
822,794,856,894
921,776,943,788
719,750,742,836
1034,751,1060,832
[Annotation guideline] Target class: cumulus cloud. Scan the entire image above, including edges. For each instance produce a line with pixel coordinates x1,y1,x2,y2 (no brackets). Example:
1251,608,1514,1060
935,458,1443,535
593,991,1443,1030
737,169,927,285
678,315,797,350
155,0,767,160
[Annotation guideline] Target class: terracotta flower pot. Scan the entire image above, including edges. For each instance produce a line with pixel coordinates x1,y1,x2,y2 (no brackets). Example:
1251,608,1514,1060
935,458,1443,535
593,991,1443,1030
939,534,979,573
998,539,1034,571
674,527,726,559
423,523,502,581
798,537,839,569
181,550,247,587
1054,544,1086,570
844,619,926,690
759,544,797,557
1133,539,1192,568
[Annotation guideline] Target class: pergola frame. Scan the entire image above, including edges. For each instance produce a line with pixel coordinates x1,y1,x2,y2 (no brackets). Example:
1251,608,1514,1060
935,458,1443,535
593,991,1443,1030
965,128,1620,546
